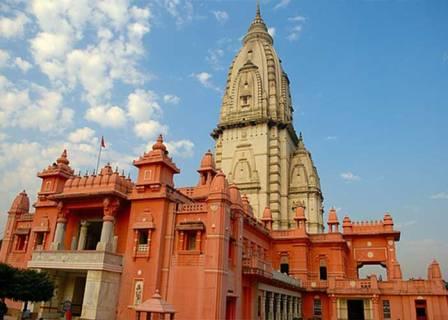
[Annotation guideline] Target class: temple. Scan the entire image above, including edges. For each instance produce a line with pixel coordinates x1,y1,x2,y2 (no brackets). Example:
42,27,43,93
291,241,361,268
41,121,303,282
1,5,447,320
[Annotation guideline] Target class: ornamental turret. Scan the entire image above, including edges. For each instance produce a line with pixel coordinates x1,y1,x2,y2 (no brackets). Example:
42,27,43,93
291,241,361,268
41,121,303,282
133,135,180,188
212,4,324,232
37,149,74,198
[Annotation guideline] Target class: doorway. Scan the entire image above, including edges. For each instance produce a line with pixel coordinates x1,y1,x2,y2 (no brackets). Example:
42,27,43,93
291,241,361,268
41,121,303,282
84,221,102,250
347,300,365,320
225,296,236,320
415,300,427,320
71,276,86,316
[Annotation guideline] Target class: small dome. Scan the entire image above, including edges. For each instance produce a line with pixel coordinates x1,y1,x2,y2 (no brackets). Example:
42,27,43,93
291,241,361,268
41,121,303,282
9,190,30,214
56,149,69,166
228,184,243,206
152,134,167,153
343,216,352,226
294,205,306,220
262,207,272,220
210,170,228,192
100,163,113,175
328,208,339,224
200,150,215,170
383,213,393,225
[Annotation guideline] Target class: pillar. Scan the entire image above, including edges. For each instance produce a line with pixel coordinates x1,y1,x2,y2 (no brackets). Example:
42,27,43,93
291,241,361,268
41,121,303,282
287,296,293,320
96,198,119,251
372,295,380,320
330,295,337,320
97,216,114,251
51,203,68,250
268,292,274,320
77,220,89,250
51,217,67,250
261,291,266,320
281,294,288,320
275,294,281,320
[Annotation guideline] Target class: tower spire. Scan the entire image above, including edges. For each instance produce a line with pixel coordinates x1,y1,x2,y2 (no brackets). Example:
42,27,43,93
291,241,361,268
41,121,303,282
243,0,271,45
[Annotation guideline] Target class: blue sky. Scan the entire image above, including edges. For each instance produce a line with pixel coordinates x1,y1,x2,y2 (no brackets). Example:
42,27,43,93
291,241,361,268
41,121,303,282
0,0,447,279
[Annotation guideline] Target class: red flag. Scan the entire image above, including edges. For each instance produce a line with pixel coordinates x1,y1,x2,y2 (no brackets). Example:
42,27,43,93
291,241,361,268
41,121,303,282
101,136,106,148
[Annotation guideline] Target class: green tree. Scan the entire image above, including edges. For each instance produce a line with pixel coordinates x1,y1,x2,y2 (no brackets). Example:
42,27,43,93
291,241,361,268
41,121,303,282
0,263,16,298
0,263,54,312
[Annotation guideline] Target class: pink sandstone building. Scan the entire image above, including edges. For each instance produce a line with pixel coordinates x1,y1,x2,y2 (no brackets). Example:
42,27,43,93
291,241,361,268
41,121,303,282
1,5,447,320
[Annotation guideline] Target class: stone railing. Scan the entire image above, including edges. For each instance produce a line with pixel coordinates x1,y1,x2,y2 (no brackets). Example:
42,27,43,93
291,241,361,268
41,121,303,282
325,277,380,295
242,257,273,278
272,270,302,288
28,250,123,273
177,203,207,213
303,280,329,290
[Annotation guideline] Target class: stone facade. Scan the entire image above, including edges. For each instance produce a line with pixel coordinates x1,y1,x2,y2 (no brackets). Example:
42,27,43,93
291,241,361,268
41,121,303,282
1,5,447,320
212,6,323,232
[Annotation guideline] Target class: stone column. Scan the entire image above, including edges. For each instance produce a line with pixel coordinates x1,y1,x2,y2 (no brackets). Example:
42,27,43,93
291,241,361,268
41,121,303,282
372,295,380,320
97,198,119,251
282,295,287,320
268,292,274,320
51,202,68,250
77,220,89,250
330,295,337,320
287,296,293,320
275,294,281,320
260,291,266,320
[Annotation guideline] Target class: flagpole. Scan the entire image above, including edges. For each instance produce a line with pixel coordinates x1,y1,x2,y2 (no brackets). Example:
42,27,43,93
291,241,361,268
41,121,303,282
96,136,104,174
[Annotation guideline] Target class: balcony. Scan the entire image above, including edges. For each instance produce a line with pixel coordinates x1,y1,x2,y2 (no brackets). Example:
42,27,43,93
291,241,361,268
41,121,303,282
272,270,302,288
28,250,123,273
242,256,272,278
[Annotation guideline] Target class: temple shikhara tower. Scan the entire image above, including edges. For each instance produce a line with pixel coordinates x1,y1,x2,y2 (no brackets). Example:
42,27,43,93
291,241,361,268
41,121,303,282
212,5,323,232
1,5,447,320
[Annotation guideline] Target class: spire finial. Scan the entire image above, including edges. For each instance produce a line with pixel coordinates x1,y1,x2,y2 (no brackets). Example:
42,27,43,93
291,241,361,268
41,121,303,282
256,0,261,17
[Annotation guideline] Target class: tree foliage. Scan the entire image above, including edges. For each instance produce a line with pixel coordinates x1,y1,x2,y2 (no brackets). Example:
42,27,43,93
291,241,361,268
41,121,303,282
0,263,54,302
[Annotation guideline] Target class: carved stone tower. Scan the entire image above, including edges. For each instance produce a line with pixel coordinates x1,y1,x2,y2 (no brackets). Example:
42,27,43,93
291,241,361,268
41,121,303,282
212,5,324,232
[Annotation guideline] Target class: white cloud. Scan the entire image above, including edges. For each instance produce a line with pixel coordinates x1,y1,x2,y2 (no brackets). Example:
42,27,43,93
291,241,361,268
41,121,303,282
0,49,10,67
28,1,151,105
134,120,168,140
0,81,74,132
194,72,211,85
127,89,162,122
325,136,337,141
192,72,221,92
30,32,73,62
17,89,74,132
287,25,303,42
430,192,448,200
287,15,306,42
268,27,276,38
212,10,229,24
15,57,32,72
163,0,194,26
165,140,194,158
163,94,180,105
68,127,96,143
0,12,28,38
288,16,306,23
340,172,360,182
144,138,194,158
206,48,225,71
274,0,291,10
85,105,127,128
